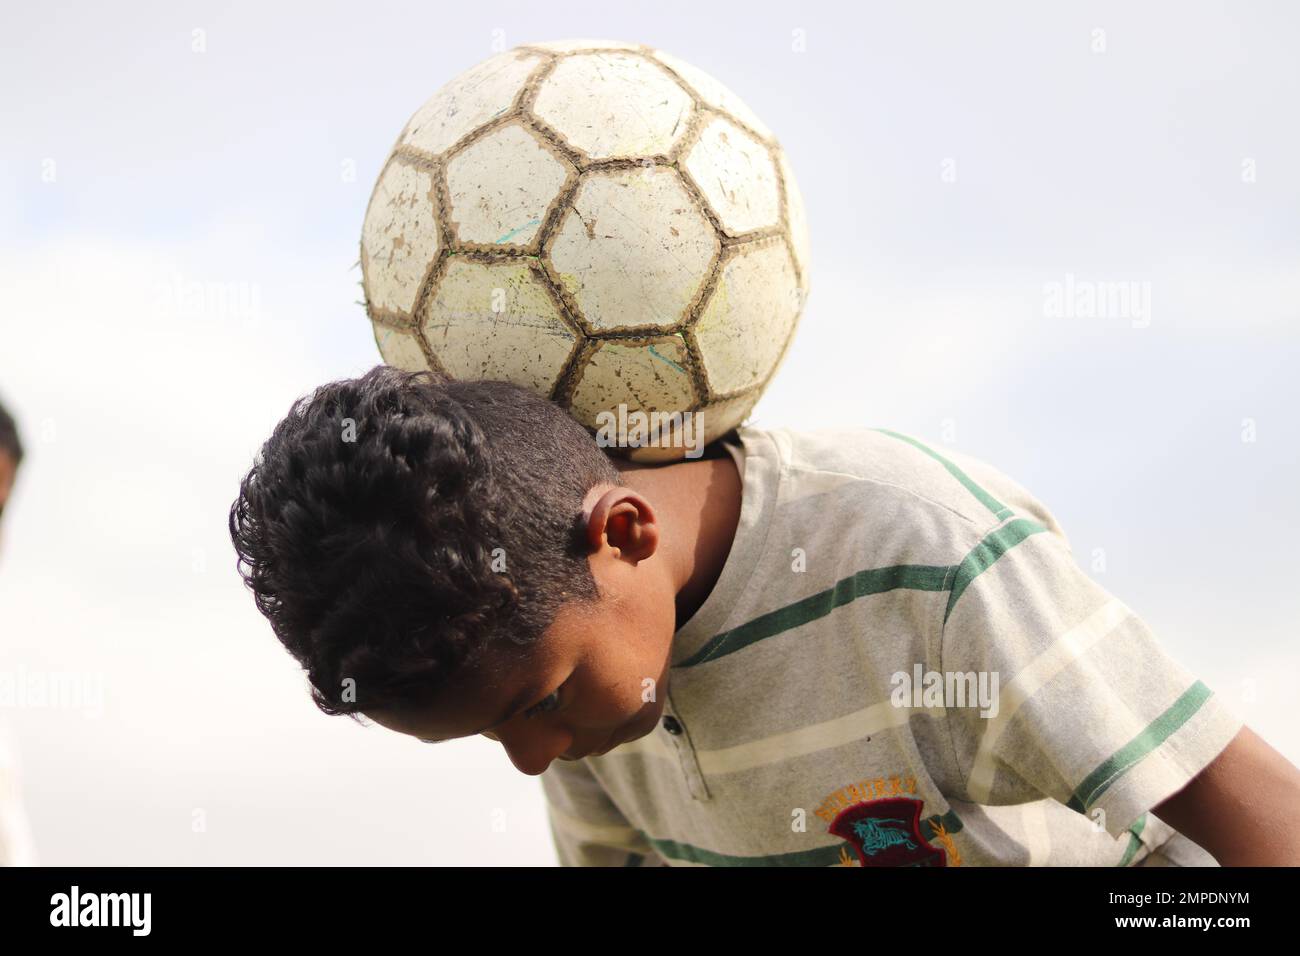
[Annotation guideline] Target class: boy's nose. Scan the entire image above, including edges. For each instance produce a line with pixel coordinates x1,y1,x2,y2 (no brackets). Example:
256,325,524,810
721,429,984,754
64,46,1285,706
484,728,585,773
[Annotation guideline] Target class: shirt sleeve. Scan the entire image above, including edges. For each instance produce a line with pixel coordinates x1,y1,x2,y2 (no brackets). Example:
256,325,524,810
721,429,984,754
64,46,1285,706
934,492,1245,843
539,757,666,866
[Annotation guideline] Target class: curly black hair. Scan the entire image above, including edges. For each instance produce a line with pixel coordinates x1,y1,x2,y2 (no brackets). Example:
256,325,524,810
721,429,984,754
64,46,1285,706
229,365,623,719
0,394,22,467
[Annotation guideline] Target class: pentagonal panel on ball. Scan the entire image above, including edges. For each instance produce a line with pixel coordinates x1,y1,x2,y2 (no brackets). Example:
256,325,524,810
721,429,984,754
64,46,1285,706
683,114,781,237
623,388,763,464
419,257,577,394
699,390,763,438
531,52,693,160
361,162,441,316
547,166,718,332
446,123,573,249
401,51,544,157
568,336,699,440
777,148,811,292
695,241,800,396
649,48,774,142
373,325,431,373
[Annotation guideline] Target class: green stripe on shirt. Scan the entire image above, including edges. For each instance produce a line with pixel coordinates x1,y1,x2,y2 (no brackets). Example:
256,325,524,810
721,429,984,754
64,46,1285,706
943,517,1050,626
677,518,1051,669
872,428,1014,521
678,564,952,667
1118,813,1148,867
1067,681,1215,815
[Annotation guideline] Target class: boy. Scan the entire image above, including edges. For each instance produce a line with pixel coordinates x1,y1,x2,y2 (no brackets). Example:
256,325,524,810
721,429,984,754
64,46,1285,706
229,365,1300,866
0,395,38,866
0,399,21,551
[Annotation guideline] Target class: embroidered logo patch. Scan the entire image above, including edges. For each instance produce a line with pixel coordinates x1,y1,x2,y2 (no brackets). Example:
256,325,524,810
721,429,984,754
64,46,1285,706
828,796,947,867
816,776,963,866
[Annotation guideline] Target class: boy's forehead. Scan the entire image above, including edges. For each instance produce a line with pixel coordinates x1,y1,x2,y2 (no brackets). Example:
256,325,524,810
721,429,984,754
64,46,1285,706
366,642,547,742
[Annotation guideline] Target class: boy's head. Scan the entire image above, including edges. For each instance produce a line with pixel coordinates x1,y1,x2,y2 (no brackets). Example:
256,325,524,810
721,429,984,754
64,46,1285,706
229,365,679,774
0,395,22,548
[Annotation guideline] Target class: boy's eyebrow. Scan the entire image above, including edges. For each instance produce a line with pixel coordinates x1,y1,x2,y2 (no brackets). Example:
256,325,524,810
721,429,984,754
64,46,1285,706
417,681,546,744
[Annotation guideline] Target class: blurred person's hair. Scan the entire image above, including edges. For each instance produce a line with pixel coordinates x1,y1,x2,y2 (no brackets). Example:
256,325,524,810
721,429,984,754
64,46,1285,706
229,365,623,720
0,396,22,467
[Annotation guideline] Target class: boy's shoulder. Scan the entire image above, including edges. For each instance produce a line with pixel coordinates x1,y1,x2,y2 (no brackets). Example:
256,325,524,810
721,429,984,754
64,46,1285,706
738,423,1071,550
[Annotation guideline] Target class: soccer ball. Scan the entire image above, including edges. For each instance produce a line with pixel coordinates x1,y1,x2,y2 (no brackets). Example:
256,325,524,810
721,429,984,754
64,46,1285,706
360,38,810,462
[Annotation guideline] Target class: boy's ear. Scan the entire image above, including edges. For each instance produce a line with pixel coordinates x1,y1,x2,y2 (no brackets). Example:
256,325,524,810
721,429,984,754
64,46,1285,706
601,495,658,563
582,484,658,559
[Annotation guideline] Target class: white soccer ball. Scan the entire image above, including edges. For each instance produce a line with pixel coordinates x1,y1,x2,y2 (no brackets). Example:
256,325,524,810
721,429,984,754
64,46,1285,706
360,38,811,461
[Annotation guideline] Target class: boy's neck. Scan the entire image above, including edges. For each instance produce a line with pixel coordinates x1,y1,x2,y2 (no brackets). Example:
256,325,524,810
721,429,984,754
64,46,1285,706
613,447,743,633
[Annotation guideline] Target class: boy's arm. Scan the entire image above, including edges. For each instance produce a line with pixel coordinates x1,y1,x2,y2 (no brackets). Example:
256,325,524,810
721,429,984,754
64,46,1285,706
1151,725,1300,866
932,458,1249,852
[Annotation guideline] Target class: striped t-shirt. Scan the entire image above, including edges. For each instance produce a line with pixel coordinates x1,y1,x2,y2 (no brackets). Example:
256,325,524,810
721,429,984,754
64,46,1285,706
539,424,1243,866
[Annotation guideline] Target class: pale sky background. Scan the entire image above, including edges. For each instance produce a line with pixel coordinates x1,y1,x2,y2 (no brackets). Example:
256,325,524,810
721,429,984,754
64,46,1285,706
0,1,1296,865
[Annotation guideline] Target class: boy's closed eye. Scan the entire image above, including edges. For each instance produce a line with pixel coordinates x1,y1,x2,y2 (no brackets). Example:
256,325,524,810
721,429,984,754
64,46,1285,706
415,681,569,745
